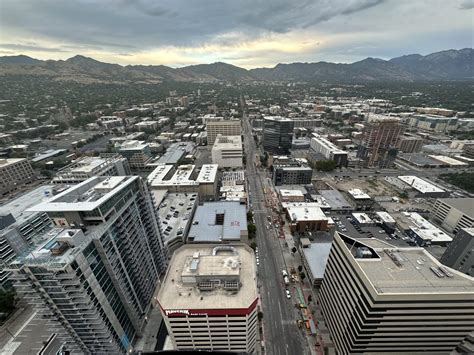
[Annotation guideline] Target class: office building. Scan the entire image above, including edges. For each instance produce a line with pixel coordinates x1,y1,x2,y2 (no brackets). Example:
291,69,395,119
263,116,294,154
320,232,474,354
211,135,243,168
441,228,474,277
118,140,153,169
408,114,458,133
206,119,241,145
272,166,312,186
52,155,130,185
431,198,474,234
356,115,404,168
0,185,54,290
148,164,218,200
310,133,348,167
187,201,248,243
0,158,35,196
157,244,258,353
8,176,167,354
397,135,424,153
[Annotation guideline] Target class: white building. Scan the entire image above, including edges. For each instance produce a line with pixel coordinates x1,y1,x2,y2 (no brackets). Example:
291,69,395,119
397,175,448,197
0,158,35,196
206,119,241,145
211,135,243,168
158,244,258,353
52,155,130,185
118,140,153,169
310,133,348,167
320,232,474,354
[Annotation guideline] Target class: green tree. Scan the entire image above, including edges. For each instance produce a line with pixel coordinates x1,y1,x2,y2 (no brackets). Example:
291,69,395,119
315,160,337,172
297,265,303,272
247,211,254,222
300,272,306,281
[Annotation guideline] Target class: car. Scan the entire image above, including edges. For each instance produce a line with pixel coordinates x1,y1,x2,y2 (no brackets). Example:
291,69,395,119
378,230,385,234
285,290,291,299
341,228,347,232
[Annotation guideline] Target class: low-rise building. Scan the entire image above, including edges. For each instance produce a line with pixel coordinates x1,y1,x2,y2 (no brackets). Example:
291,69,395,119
52,155,130,185
187,202,248,243
397,175,449,198
347,188,373,210
279,189,305,203
283,202,330,233
272,166,312,186
301,242,332,286
0,158,35,196
157,244,258,353
352,213,375,227
211,135,243,168
402,212,453,246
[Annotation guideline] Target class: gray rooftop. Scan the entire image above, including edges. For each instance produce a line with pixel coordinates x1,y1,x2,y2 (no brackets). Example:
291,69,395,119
188,201,247,242
302,242,332,280
319,189,352,210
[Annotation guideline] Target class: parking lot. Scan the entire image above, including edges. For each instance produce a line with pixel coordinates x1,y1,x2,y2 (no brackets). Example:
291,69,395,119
330,213,411,248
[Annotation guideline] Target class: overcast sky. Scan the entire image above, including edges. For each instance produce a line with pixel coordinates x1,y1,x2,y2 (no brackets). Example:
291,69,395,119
0,0,472,68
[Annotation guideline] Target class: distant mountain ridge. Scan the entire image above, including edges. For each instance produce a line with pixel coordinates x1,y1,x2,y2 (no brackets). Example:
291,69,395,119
0,48,472,83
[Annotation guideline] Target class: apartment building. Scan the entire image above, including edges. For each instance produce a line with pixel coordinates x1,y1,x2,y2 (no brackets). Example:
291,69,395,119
397,135,424,153
118,140,153,169
431,198,474,233
148,164,218,200
8,176,167,354
206,119,241,145
356,115,404,168
441,228,474,277
320,232,474,354
272,166,312,186
408,114,459,133
0,158,35,196
309,133,348,167
158,244,258,353
263,116,294,154
52,155,130,185
211,135,243,168
0,185,53,290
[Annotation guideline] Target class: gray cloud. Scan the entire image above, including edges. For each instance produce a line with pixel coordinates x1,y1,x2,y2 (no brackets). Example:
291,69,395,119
0,43,68,52
459,0,474,9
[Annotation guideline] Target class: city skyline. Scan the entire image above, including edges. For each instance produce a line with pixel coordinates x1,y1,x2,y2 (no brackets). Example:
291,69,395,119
0,0,473,68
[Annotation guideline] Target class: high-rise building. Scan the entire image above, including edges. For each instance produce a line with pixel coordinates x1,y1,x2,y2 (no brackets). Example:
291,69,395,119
356,115,404,168
52,155,130,185
441,228,474,277
309,133,348,167
211,135,243,168
118,140,153,169
0,158,35,196
431,198,474,234
320,232,474,354
206,119,241,145
0,185,54,290
157,244,258,353
397,135,424,153
263,116,294,154
8,176,167,354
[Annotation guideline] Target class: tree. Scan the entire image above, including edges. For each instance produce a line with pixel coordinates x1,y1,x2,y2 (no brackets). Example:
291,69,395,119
307,295,313,303
315,160,337,172
250,241,257,250
248,223,257,238
247,211,254,222
300,272,306,281
297,265,303,272
257,311,264,321
291,247,297,253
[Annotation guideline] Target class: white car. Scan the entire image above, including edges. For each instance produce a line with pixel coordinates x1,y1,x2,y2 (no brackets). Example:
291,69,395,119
285,290,291,299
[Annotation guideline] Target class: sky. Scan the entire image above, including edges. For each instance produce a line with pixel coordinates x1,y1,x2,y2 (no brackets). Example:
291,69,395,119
0,0,472,68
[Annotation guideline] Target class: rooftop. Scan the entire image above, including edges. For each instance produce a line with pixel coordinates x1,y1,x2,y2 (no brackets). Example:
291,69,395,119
302,242,332,280
196,164,218,184
212,135,242,148
27,176,135,212
403,212,452,243
339,233,474,295
188,202,247,242
283,203,328,222
398,176,445,194
119,140,149,151
0,158,27,167
158,244,257,310
352,213,374,224
319,190,353,210
348,188,371,200
429,155,469,167
375,211,396,224
280,189,304,198
263,116,293,122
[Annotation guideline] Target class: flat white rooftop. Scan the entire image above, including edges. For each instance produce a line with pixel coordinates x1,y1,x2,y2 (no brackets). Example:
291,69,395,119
403,212,452,243
28,176,135,212
283,203,328,222
398,176,445,194
280,189,304,198
158,244,257,310
429,155,469,166
196,164,218,184
375,211,396,224
352,213,374,224
348,188,371,200
340,234,474,294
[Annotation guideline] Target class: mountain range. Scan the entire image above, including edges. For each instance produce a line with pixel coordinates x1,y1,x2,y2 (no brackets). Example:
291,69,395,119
0,48,472,84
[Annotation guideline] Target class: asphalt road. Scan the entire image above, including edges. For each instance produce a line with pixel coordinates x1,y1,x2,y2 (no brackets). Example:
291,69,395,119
241,97,306,355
